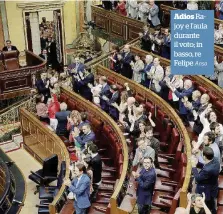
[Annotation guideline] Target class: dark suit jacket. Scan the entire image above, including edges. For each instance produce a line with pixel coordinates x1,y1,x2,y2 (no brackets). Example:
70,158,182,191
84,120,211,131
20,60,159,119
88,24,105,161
75,131,96,150
187,99,201,122
108,91,120,121
89,154,102,184
141,32,152,52
136,167,156,205
193,104,208,135
2,45,18,52
142,63,153,88
99,84,112,112
121,52,134,79
192,158,220,200
68,63,85,73
55,110,71,136
174,87,194,114
35,79,51,102
78,73,94,101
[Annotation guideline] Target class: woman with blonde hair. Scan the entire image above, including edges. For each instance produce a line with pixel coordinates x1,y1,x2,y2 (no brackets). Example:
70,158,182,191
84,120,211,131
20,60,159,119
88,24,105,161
112,90,128,122
67,110,81,142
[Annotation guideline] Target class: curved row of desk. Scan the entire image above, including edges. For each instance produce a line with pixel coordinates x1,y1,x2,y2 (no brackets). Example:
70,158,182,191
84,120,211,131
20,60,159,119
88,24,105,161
19,86,128,214
92,64,191,211
0,148,26,214
88,41,223,213
19,78,191,214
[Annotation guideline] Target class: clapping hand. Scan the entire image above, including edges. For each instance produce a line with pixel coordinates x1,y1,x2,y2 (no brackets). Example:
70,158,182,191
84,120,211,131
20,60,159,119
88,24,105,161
201,193,206,204
148,112,152,119
191,155,198,167
64,179,71,186
102,95,109,101
139,32,143,38
187,192,192,202
87,83,93,88
124,83,129,88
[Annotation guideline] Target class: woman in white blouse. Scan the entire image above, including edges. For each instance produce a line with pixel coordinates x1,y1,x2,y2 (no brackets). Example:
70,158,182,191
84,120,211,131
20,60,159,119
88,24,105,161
131,54,144,83
193,106,223,152
168,75,184,108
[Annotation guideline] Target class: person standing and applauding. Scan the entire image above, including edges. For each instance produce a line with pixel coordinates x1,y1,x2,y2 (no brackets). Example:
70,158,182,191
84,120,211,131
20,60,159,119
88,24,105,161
191,147,220,214
64,163,91,214
186,192,212,214
132,157,156,214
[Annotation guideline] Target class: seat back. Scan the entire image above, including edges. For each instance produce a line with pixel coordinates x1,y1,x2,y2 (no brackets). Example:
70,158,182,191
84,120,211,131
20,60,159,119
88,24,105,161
169,188,181,214
57,161,66,188
3,50,19,70
42,154,59,177
0,52,4,71
167,128,180,154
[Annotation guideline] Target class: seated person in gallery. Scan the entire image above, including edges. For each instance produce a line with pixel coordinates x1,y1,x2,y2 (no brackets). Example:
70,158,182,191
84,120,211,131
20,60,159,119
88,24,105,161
2,40,19,55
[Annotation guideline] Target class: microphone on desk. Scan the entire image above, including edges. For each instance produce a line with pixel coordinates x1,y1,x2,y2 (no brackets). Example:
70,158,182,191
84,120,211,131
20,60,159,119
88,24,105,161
5,161,14,167
12,199,24,206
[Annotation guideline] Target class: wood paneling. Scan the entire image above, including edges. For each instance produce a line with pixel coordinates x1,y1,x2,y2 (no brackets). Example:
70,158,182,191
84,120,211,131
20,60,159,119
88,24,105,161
91,5,144,42
0,50,46,100
0,9,4,50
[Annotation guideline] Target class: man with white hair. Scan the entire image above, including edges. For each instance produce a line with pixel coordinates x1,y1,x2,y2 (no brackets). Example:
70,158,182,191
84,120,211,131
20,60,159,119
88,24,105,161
141,55,153,87
147,0,161,27
167,79,193,125
55,102,71,137
121,45,134,79
174,207,187,214
147,58,164,93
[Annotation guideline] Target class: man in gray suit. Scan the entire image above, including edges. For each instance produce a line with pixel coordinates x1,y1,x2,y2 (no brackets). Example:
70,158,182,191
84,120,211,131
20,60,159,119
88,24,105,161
147,0,160,27
214,56,223,88
133,138,155,167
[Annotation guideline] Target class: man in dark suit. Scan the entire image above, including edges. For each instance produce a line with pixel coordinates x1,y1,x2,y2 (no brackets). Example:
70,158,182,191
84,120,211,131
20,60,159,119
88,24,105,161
121,45,134,79
102,0,112,10
141,55,154,88
193,94,210,135
35,72,51,103
99,76,112,112
46,37,59,70
88,144,102,202
77,68,94,101
167,79,194,125
192,147,220,214
139,25,152,52
2,40,18,52
73,124,96,150
55,102,71,137
39,49,48,60
132,157,156,214
108,84,120,121
68,57,85,73
161,28,171,59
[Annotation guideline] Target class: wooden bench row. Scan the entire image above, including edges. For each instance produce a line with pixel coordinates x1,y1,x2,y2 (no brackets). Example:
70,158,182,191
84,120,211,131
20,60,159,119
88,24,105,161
92,64,191,209
59,87,128,214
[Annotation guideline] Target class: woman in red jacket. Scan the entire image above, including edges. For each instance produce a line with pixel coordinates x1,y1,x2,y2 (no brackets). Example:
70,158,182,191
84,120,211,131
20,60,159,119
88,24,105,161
116,0,127,16
48,93,60,131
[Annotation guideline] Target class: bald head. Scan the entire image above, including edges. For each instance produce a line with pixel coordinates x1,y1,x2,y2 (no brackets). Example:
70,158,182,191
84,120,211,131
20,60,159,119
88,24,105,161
174,207,187,214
